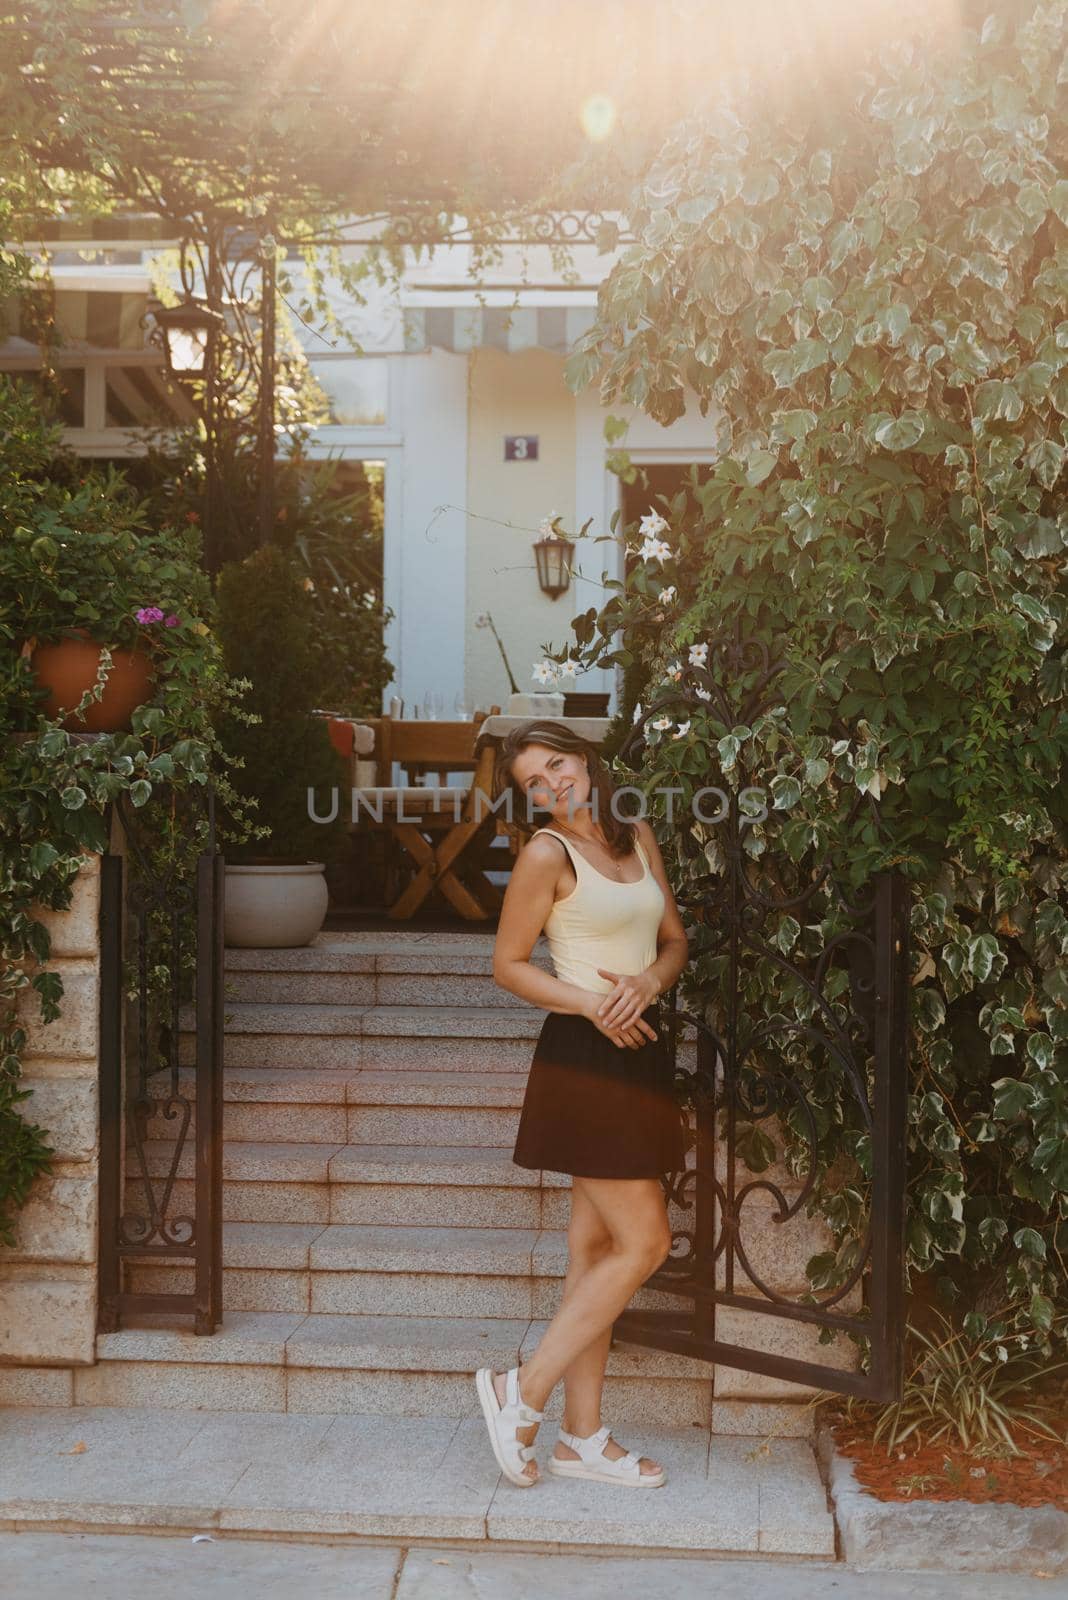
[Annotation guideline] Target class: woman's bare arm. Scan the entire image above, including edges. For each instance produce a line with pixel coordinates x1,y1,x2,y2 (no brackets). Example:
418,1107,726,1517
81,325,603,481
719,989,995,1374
492,834,599,1017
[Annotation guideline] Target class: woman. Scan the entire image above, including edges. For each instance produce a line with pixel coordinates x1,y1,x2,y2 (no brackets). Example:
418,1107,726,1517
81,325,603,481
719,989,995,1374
474,719,690,1489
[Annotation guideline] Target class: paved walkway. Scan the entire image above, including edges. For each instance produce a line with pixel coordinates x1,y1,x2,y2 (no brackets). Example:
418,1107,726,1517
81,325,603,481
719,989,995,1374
0,1532,1059,1600
0,1404,831,1554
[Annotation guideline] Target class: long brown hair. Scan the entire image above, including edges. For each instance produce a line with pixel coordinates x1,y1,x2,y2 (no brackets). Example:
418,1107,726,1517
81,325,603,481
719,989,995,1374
491,719,637,855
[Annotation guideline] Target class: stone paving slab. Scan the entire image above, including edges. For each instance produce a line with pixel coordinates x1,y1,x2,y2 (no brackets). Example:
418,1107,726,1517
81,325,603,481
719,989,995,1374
2,1535,1061,1600
0,1405,832,1555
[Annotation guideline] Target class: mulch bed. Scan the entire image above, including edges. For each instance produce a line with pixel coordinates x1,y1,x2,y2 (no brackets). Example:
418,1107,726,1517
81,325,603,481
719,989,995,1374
815,1390,1068,1512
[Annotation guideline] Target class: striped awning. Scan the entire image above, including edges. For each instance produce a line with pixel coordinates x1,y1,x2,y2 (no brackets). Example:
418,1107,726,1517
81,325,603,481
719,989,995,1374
25,214,178,246
402,303,596,355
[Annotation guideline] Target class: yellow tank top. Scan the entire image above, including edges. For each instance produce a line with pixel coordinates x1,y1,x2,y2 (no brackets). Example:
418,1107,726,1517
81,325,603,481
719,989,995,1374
532,826,666,996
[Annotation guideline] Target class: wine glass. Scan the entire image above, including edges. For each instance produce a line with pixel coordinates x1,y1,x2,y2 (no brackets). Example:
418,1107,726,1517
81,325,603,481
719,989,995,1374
453,691,471,720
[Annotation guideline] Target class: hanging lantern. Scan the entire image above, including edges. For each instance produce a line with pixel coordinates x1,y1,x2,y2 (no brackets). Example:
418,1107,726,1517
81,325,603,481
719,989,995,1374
149,297,225,379
533,533,572,599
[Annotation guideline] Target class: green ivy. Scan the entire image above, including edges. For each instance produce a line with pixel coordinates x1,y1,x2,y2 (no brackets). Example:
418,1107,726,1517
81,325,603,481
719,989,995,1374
0,378,256,1247
556,3,1068,1357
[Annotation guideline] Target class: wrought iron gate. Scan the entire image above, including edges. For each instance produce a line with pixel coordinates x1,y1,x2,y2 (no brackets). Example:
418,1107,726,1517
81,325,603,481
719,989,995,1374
612,631,911,1404
97,783,224,1334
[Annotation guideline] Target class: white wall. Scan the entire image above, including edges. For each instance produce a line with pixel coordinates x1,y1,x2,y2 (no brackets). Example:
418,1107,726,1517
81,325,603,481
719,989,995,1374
389,348,469,714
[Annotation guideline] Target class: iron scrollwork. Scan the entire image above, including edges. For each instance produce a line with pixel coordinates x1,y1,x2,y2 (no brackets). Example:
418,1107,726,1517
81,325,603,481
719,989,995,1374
97,782,224,1334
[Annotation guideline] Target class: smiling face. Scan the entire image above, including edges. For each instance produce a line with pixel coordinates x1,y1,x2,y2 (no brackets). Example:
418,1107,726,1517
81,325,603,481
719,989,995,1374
510,741,591,824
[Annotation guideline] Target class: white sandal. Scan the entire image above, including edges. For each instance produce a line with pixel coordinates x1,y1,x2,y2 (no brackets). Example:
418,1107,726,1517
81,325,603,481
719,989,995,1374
547,1423,666,1487
475,1366,544,1488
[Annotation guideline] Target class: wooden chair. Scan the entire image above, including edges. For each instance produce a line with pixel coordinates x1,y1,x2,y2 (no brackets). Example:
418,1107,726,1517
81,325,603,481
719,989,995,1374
350,710,502,919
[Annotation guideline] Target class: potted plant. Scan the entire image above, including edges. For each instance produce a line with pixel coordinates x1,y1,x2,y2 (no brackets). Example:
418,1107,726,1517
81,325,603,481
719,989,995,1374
9,461,209,732
0,378,255,1245
214,543,348,947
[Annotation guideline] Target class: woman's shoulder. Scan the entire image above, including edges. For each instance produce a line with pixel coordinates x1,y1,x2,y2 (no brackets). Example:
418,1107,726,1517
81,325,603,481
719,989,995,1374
520,827,569,863
629,816,656,850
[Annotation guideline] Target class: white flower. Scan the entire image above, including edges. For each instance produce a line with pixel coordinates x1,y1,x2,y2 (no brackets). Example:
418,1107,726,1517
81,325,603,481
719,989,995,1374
650,715,673,731
559,655,583,679
688,641,709,667
671,720,692,739
694,685,712,701
475,612,491,629
632,700,643,723
638,509,669,539
639,536,673,563
537,512,561,537
658,585,677,604
665,659,683,681
531,659,559,686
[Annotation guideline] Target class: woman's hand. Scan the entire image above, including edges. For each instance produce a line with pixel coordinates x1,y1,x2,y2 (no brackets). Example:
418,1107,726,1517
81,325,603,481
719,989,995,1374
594,968,660,1034
580,978,658,1050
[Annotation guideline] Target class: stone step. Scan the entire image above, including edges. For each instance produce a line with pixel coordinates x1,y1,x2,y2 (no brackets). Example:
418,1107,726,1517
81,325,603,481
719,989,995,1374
131,1140,555,1228
225,969,535,1006
124,1222,692,1321
144,1068,533,1145
81,1308,716,1428
222,933,552,1005
178,1004,699,1073
179,1003,547,1071
0,1392,835,1554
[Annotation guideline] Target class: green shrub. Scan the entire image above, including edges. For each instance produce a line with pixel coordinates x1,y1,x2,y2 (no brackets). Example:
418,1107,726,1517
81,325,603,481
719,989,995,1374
0,379,253,1245
556,1,1068,1362
214,543,347,863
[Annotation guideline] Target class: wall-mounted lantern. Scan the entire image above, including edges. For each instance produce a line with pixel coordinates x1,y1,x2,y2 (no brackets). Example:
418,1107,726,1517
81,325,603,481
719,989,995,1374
532,530,573,600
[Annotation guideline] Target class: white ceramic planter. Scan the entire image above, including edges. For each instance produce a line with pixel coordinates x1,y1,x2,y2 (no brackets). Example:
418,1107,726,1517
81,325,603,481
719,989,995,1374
507,691,565,717
223,862,329,948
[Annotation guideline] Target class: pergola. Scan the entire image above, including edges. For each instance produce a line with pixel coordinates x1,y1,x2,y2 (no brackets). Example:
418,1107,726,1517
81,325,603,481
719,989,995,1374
5,0,926,566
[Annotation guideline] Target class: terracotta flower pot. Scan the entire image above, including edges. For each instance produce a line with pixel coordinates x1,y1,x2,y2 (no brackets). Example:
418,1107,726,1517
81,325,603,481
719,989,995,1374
28,628,157,732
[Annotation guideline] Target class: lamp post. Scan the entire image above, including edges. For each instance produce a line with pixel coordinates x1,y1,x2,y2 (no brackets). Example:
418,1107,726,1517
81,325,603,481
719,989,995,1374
532,531,573,599
146,217,279,574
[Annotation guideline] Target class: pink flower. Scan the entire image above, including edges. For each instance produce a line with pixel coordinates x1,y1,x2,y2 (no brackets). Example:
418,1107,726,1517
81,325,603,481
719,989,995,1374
135,606,164,624
164,614,180,627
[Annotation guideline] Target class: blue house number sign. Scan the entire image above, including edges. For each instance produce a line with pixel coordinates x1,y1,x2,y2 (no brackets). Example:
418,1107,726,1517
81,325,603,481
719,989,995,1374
504,435,538,461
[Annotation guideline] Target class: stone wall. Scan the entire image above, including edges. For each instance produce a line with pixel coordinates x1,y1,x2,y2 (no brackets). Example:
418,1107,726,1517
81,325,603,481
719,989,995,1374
0,852,100,1371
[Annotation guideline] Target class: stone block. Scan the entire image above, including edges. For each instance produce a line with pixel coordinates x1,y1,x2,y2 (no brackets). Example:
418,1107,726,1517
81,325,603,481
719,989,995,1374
713,1187,849,1297
0,1267,96,1365
16,1078,97,1164
73,1360,284,1411
18,963,98,1061
28,852,100,958
0,1365,74,1405
714,1303,860,1400
0,1176,97,1266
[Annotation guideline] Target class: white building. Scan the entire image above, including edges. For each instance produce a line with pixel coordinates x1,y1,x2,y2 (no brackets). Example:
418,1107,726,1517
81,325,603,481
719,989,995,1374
3,219,718,715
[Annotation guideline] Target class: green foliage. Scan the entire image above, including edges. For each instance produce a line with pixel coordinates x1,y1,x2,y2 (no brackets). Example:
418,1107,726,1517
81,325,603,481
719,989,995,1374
841,1303,1068,1456
554,3,1068,1359
0,378,255,1246
214,543,348,864
100,416,395,717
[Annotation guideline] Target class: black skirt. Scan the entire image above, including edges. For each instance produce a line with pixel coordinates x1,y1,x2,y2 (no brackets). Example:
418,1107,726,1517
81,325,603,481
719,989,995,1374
512,1001,688,1180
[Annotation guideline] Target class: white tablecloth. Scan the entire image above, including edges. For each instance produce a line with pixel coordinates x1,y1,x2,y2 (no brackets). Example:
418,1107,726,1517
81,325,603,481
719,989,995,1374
473,715,614,749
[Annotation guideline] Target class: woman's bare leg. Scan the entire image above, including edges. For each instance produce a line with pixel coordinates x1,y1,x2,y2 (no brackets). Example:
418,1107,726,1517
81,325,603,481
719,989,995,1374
489,1174,671,1480
553,1178,663,1475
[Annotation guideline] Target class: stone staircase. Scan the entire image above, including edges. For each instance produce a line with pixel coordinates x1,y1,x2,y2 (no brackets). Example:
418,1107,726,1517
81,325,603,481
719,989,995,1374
101,932,715,1427
2,932,836,1556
